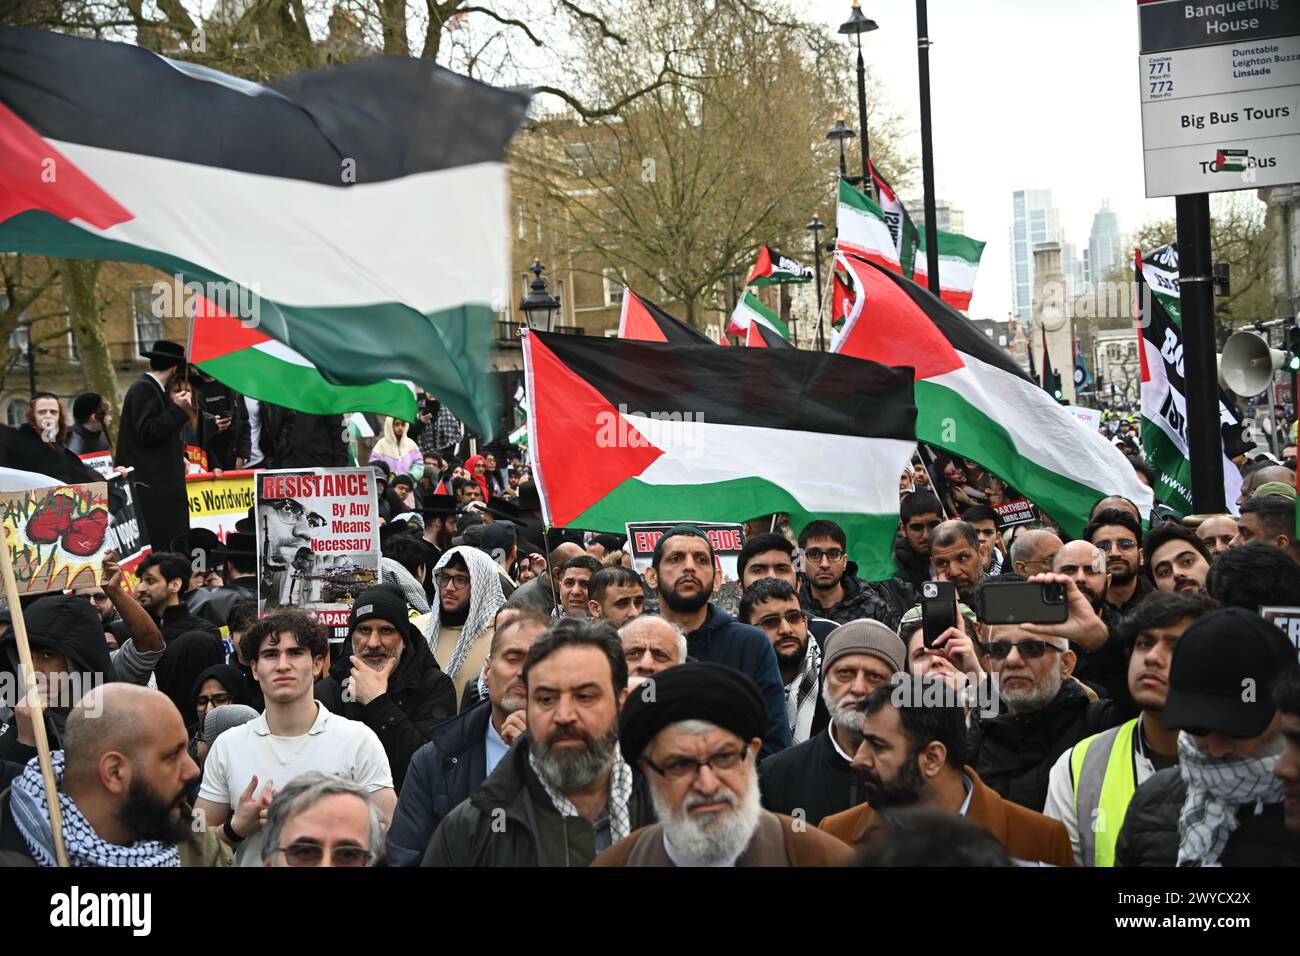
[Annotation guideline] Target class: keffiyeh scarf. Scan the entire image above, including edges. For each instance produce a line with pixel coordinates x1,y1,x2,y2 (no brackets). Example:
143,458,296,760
786,639,823,745
1176,730,1285,867
529,745,633,845
10,751,181,867
424,546,506,679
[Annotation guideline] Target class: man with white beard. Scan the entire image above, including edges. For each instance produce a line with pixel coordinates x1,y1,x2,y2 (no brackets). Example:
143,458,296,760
594,662,852,867
758,621,907,826
968,579,1132,812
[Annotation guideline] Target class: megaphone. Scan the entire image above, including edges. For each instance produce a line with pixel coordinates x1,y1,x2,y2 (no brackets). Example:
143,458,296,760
1220,331,1289,397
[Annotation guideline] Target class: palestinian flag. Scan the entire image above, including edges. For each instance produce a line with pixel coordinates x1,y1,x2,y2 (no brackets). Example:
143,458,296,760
522,331,918,579
834,253,1152,539
747,246,812,286
727,291,788,339
836,178,900,271
831,271,855,330
912,227,986,312
618,288,714,344
1135,250,1243,516
745,321,793,349
190,296,417,419
0,28,528,439
869,164,919,279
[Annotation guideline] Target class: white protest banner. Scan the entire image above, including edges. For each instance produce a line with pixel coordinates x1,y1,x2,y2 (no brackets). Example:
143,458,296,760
1065,405,1102,433
255,467,380,628
1260,606,1300,655
625,521,746,583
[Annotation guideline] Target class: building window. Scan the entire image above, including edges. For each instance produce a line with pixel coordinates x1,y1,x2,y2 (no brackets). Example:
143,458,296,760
603,270,625,307
5,399,27,428
516,199,525,241
998,335,1007,346
132,285,163,357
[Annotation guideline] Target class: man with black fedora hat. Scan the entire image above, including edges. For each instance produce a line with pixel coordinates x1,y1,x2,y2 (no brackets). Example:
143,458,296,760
115,339,193,557
1116,607,1300,866
594,662,852,867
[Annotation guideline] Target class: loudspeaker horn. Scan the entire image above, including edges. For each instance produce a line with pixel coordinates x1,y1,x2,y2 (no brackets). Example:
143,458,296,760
1220,331,1288,398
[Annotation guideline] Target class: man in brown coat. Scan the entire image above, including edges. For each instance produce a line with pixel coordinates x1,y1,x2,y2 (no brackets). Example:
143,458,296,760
594,662,851,867
819,678,1074,867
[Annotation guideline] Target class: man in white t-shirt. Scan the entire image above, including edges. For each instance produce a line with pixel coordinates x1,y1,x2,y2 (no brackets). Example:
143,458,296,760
194,611,395,865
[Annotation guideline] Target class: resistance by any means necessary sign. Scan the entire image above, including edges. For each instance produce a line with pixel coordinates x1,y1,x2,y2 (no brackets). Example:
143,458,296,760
1137,1,1300,196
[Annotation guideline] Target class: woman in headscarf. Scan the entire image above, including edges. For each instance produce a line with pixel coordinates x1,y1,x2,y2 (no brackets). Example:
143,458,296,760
154,630,225,732
464,454,492,502
370,417,421,476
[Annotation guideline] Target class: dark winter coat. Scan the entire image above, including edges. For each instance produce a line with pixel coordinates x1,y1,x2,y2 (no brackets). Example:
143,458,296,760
799,572,905,630
315,622,457,792
759,727,861,826
892,535,932,592
386,701,492,867
113,373,191,553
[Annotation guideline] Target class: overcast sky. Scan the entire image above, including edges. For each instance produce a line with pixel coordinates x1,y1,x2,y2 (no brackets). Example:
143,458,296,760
809,0,1184,321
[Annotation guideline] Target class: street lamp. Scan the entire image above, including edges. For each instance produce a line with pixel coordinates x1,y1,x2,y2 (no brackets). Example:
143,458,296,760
807,214,826,352
825,119,856,181
724,263,743,313
520,259,560,332
838,1,878,197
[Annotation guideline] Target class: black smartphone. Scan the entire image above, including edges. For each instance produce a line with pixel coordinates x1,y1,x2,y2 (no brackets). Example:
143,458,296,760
203,395,231,418
979,581,1069,625
921,580,957,648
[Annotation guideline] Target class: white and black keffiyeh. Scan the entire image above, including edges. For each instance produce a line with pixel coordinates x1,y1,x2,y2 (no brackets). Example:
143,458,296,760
381,556,431,614
424,545,506,679
786,639,823,746
1176,730,1285,867
10,751,181,868
529,746,633,845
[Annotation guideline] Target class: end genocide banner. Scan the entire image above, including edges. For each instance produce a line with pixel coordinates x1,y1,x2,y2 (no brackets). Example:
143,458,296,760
255,468,380,627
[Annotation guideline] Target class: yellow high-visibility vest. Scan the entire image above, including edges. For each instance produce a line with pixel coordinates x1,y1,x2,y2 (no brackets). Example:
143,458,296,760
1071,717,1139,868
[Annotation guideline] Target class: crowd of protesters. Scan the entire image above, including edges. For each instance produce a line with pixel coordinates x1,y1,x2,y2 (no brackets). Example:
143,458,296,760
1,340,1298,868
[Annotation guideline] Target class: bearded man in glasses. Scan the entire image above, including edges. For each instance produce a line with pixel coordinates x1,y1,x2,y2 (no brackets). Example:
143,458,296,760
594,662,851,867
967,575,1135,813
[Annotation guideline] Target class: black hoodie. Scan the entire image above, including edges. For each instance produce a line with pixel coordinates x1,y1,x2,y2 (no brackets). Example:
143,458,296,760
314,620,456,792
0,595,118,763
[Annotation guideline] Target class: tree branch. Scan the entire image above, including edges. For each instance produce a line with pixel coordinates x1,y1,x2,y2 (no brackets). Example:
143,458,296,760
457,5,544,46
557,1,629,46
532,53,681,120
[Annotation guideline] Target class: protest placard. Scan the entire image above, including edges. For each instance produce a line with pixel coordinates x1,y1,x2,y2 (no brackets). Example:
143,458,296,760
255,468,379,627
105,474,150,582
187,470,256,543
995,498,1038,529
1260,606,1300,654
625,521,746,583
1,482,109,593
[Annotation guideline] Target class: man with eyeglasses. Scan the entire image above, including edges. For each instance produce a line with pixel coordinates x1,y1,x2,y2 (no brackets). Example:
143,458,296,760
1044,591,1217,866
426,546,506,704
1116,608,1300,866
643,525,790,758
739,579,826,746
595,662,852,867
261,772,384,867
618,616,687,686
313,584,456,791
797,520,904,629
968,575,1132,811
818,682,1074,865
759,620,906,828
195,612,395,865
736,533,838,647
1084,508,1152,615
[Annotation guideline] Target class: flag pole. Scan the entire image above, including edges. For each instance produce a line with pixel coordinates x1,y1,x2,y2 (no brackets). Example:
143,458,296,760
0,526,70,867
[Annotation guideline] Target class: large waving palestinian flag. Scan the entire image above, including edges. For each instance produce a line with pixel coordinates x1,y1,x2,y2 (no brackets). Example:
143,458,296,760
189,297,418,420
834,254,1152,538
0,28,527,438
523,331,917,580
618,288,715,344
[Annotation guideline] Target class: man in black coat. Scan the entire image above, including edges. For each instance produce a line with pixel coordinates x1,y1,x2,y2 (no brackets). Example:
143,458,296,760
386,608,548,865
315,585,456,792
1116,610,1300,866
114,340,192,555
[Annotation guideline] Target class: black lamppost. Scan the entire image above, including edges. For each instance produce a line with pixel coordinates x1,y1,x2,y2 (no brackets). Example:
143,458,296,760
807,214,826,352
520,259,560,332
725,263,742,312
839,1,878,198
825,120,856,181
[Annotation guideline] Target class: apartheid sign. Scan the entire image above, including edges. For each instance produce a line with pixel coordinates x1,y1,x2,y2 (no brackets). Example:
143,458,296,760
255,468,380,627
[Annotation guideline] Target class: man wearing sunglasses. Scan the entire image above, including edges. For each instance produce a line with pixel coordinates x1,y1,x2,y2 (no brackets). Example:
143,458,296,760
1116,608,1300,866
261,772,383,867
1084,509,1152,616
739,578,826,746
595,662,851,867
969,575,1132,812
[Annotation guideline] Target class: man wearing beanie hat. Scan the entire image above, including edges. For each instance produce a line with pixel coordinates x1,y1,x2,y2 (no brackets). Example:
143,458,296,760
645,525,791,758
594,663,852,867
759,620,907,827
67,392,112,457
314,585,456,791
1116,608,1300,866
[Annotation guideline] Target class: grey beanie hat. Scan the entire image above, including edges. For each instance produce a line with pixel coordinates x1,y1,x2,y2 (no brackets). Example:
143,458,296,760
203,704,259,746
822,619,907,677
